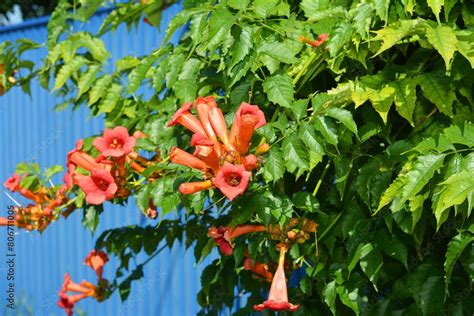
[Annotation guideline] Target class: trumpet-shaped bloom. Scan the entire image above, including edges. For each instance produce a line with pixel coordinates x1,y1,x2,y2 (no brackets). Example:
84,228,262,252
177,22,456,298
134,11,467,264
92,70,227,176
78,169,117,205
167,102,207,135
213,163,250,201
93,126,136,157
170,146,211,172
208,224,266,255
244,258,273,282
4,174,20,192
84,250,109,279
253,246,299,312
179,180,213,195
58,273,97,316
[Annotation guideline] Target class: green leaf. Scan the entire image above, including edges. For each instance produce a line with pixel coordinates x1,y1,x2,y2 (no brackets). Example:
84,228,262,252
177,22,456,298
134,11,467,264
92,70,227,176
282,134,310,179
201,8,237,54
418,72,456,116
77,64,100,100
373,0,390,22
262,146,285,183
425,25,458,71
299,123,325,170
82,204,103,234
262,73,294,108
314,116,338,146
378,154,445,212
69,32,109,62
116,56,140,72
443,123,474,147
325,108,358,135
444,233,473,295
44,165,64,181
435,170,474,226
259,41,298,64
126,54,159,94
174,79,197,103
373,19,424,56
427,0,444,23
230,26,254,69
388,78,417,126
326,22,352,57
456,30,474,68
407,264,444,315
254,0,278,18
323,280,337,315
53,56,87,91
360,249,384,289
99,83,123,113
88,75,113,106
349,243,373,274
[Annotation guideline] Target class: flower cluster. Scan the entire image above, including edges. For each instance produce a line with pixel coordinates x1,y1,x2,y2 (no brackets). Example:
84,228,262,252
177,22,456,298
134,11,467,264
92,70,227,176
2,174,70,232
168,96,268,201
208,224,266,256
58,250,109,316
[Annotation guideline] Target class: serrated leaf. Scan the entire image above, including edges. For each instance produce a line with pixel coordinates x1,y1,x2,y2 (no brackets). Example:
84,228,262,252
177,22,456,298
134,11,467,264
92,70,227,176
352,3,373,39
425,25,458,71
299,123,324,170
82,204,103,234
259,41,298,64
116,56,140,72
326,22,352,57
283,134,310,179
456,30,474,68
373,19,424,56
378,154,445,212
126,54,159,94
254,0,278,18
388,78,417,126
418,71,455,116
99,83,123,113
174,79,197,103
44,165,64,181
443,123,474,147
325,107,358,135
88,75,113,105
427,0,444,23
374,0,390,22
77,64,100,99
349,243,374,274
444,234,473,295
53,56,87,91
230,26,254,69
314,116,338,146
262,146,285,182
263,73,294,108
323,280,337,314
435,170,474,226
360,249,383,289
202,8,237,54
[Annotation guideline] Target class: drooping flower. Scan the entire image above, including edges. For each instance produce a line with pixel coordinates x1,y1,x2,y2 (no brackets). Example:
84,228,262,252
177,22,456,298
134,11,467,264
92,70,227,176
78,169,117,205
84,250,109,280
254,246,299,312
194,96,220,148
58,273,97,316
208,224,266,255
4,174,21,192
213,163,251,201
93,126,136,157
167,102,207,135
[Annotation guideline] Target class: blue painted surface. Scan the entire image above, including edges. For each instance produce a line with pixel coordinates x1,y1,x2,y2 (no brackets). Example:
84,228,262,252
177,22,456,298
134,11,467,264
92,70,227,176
0,5,223,316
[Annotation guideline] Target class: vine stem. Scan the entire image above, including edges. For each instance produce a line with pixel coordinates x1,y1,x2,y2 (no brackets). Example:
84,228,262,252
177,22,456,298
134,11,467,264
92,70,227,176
319,211,343,241
312,160,330,196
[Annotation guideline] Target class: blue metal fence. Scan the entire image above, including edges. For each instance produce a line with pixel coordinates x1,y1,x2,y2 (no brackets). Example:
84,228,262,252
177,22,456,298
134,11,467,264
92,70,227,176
0,5,225,316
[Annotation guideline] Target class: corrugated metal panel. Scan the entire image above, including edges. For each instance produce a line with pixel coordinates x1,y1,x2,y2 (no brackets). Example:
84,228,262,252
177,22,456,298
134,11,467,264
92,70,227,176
0,5,222,316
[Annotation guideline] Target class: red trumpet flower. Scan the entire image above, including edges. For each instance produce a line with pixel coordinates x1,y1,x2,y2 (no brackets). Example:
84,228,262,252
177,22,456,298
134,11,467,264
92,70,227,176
84,250,109,280
170,146,211,172
4,174,20,192
213,163,251,201
208,224,266,255
78,169,117,205
93,126,136,158
254,246,299,312
167,102,207,135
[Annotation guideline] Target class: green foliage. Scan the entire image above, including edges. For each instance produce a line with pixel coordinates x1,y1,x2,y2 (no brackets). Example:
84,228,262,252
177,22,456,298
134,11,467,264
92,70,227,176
2,0,474,315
